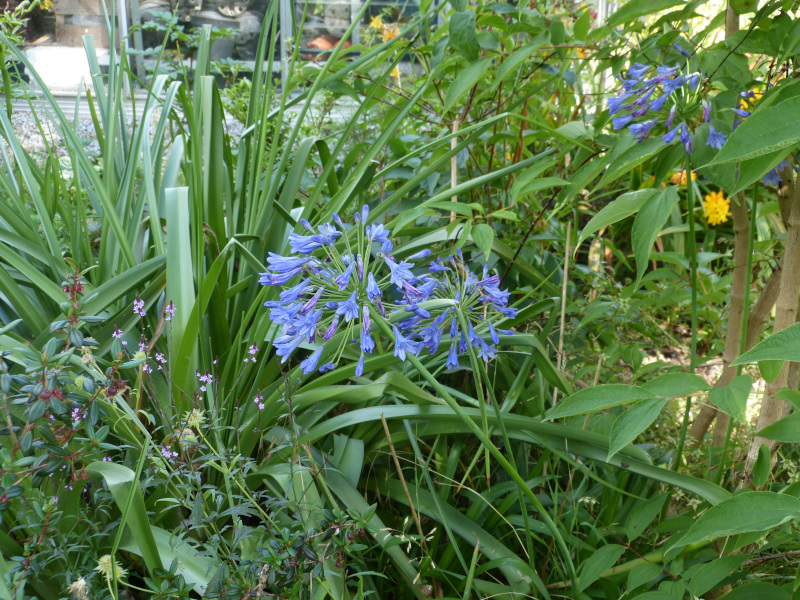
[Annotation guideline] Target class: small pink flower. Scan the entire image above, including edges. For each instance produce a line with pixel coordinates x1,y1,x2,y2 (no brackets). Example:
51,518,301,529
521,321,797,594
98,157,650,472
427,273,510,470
165,300,176,321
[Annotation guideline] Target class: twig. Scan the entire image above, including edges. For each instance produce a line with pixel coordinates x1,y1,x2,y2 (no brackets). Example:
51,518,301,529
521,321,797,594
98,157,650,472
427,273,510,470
380,412,427,551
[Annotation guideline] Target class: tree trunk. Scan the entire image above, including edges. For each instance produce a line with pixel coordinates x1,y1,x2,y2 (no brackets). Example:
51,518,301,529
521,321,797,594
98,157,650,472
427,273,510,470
743,178,800,475
691,260,783,440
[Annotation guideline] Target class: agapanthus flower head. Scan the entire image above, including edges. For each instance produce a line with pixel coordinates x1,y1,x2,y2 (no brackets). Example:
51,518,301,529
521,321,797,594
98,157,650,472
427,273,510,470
260,206,431,373
608,58,707,151
399,252,516,366
703,190,731,226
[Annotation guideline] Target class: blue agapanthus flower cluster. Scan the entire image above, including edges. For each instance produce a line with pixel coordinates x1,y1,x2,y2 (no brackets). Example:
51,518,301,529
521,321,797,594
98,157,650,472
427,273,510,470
394,248,516,369
608,59,727,154
259,207,516,376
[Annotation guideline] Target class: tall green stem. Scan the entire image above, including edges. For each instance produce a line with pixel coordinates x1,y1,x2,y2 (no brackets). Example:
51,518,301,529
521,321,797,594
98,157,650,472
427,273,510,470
371,311,579,592
673,158,698,473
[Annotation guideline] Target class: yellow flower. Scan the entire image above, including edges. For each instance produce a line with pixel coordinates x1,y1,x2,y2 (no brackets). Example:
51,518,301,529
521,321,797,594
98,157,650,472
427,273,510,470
670,170,697,185
369,15,383,30
703,190,731,226
391,66,401,79
383,24,399,42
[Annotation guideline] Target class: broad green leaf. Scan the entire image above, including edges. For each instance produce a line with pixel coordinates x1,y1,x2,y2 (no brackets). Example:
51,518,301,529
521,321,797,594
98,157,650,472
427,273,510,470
708,375,752,423
597,136,665,187
119,526,214,595
573,8,591,40
755,412,800,443
626,493,668,542
608,397,668,460
631,186,680,285
759,359,783,383
471,224,494,260
703,96,800,167
751,444,771,488
607,0,684,26
578,544,625,591
547,385,655,420
641,373,710,397
444,59,490,113
732,321,800,365
688,555,749,597
720,582,790,600
87,462,161,576
627,562,663,592
576,189,658,250
514,176,569,198
449,11,480,62
674,491,800,550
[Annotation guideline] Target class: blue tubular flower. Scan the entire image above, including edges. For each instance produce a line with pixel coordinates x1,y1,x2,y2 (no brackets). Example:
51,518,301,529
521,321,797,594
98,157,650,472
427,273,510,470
300,218,314,232
288,233,323,255
762,168,782,187
702,100,711,123
706,126,727,150
384,256,414,286
336,292,359,322
316,223,341,244
360,305,375,353
323,315,340,341
477,340,497,361
732,108,750,118
663,123,682,144
301,347,323,374
762,161,790,187
629,118,658,142
367,272,382,301
299,287,324,315
607,94,632,114
409,249,432,260
430,259,449,273
267,252,309,273
488,321,499,344
319,362,337,373
665,105,677,129
673,42,691,58
335,262,355,291
446,342,459,369
366,224,389,243
356,354,365,377
392,325,422,361
627,62,650,80
279,278,311,302
649,94,668,112
680,123,693,153
612,115,634,130
275,334,303,363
